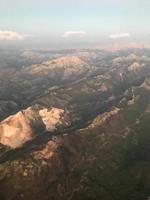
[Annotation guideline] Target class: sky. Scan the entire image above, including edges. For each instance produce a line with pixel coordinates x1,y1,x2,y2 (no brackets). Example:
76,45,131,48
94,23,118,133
0,0,150,48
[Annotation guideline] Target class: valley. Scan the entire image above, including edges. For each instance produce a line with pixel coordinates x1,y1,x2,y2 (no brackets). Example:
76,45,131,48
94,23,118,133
0,48,150,200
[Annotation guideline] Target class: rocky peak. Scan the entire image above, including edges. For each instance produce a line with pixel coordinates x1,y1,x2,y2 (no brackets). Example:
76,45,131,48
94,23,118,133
128,62,141,71
0,105,70,149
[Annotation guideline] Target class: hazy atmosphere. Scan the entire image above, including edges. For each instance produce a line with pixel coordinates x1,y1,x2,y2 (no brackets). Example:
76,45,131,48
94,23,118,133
0,1,150,200
0,0,150,48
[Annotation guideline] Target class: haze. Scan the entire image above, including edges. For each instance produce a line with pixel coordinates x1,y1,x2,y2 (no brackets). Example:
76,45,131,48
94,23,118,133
0,0,150,48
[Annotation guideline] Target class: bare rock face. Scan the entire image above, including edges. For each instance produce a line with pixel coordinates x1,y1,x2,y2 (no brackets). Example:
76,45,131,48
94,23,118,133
45,56,86,68
39,107,65,131
0,111,33,148
88,107,120,129
21,56,87,76
126,53,139,61
0,105,70,149
140,78,150,90
99,83,108,92
128,62,141,71
112,54,139,64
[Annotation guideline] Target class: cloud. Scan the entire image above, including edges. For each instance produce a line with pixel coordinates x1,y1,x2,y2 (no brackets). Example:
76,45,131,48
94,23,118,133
0,31,28,40
110,33,130,39
62,31,86,38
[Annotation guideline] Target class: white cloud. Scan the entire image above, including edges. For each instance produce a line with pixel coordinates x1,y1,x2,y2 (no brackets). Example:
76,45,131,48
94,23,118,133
62,31,86,38
110,33,130,39
0,31,28,40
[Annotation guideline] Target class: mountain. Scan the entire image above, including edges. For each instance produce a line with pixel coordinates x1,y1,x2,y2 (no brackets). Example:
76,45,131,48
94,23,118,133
0,48,150,200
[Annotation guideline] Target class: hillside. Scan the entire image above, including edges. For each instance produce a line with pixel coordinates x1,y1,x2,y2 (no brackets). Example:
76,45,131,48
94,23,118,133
0,48,150,200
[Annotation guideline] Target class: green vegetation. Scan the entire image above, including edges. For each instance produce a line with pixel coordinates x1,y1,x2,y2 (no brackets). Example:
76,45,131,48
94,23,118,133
64,88,150,200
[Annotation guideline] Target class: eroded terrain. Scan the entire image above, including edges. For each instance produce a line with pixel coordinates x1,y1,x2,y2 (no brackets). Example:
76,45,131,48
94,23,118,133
0,48,150,200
